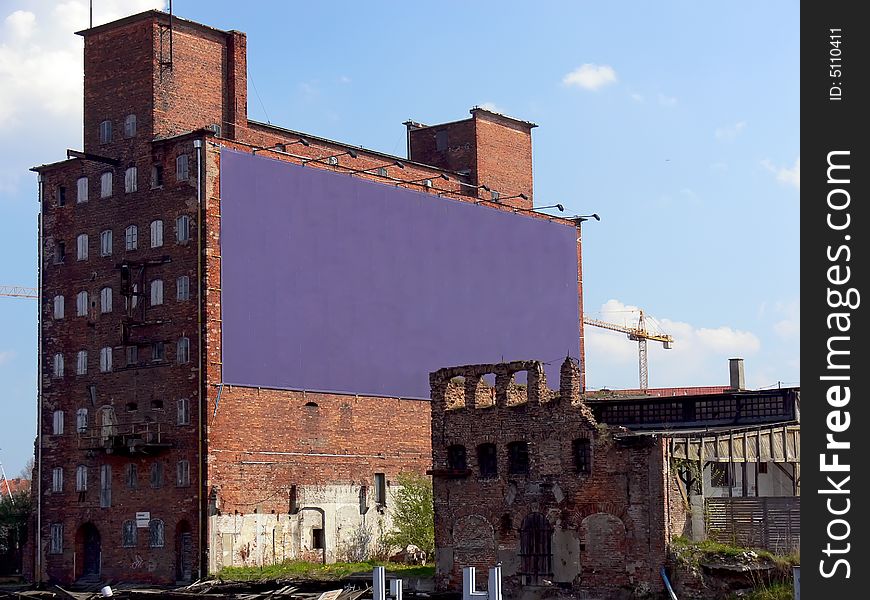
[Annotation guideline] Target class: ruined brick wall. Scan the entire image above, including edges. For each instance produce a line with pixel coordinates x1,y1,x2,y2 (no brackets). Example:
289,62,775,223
430,360,669,598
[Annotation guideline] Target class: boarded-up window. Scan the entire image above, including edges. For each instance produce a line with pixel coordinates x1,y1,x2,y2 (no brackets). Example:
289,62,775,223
125,463,138,489
50,523,63,554
374,473,386,506
53,295,64,319
76,465,88,491
150,462,164,488
519,513,553,585
122,520,137,547
100,464,112,507
149,519,165,548
177,459,190,487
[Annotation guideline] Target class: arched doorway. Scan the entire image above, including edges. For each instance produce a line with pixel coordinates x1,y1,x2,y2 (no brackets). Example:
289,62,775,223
75,523,101,580
176,520,193,583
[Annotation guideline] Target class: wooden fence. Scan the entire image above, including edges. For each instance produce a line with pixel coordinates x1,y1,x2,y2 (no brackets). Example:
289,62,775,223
705,496,800,554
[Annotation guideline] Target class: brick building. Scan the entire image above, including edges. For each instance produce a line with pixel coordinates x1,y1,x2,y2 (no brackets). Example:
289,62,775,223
29,10,586,585
428,359,800,598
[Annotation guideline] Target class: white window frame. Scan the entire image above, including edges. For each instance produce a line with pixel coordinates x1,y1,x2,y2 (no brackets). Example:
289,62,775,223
76,465,88,492
76,408,88,433
76,177,88,204
100,287,112,314
150,279,163,306
124,114,136,138
52,410,64,435
177,397,190,425
125,166,138,193
76,234,88,261
177,337,190,364
125,225,138,251
99,119,112,144
150,220,163,248
76,350,87,375
176,154,189,181
100,171,112,198
76,290,88,317
100,464,111,507
99,346,113,373
176,215,190,243
53,353,64,378
52,467,63,492
176,275,190,301
176,460,190,487
53,295,64,319
50,523,63,554
100,230,112,256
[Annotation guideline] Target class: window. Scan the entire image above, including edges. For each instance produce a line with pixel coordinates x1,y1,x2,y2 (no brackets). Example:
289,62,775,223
176,275,190,301
150,220,163,248
128,283,140,310
122,520,137,547
76,350,88,375
374,473,386,507
100,287,112,314
376,167,387,177
53,353,64,377
76,176,88,204
52,467,63,492
447,445,467,471
435,129,448,151
177,398,189,425
100,171,112,198
758,462,769,474
508,441,530,475
126,402,138,412
99,119,112,144
50,523,63,554
53,295,64,319
57,186,66,206
125,463,138,489
124,114,136,138
100,464,112,507
176,215,190,243
76,233,88,261
151,279,163,305
176,459,190,487
151,165,164,188
76,408,88,433
312,528,325,550
150,462,164,488
176,154,189,181
177,336,190,364
149,519,165,547
99,346,113,373
125,167,138,193
54,241,66,264
710,462,731,488
477,443,498,478
126,345,138,366
76,291,88,317
52,410,64,435
125,225,138,250
76,465,88,491
573,439,591,474
151,399,163,410
152,341,165,362
519,513,553,585
100,230,112,256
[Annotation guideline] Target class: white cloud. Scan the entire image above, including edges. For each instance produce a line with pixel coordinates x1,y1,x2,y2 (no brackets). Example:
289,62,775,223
630,93,644,103
771,299,800,340
5,10,36,39
762,157,800,189
657,93,677,107
562,63,617,91
715,120,746,141
585,299,762,389
478,102,505,114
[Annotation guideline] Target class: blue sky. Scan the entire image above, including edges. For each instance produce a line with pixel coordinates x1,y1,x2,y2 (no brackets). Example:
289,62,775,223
0,0,799,475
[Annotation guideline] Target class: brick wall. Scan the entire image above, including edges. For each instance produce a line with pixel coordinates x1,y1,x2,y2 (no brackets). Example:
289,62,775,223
429,360,669,597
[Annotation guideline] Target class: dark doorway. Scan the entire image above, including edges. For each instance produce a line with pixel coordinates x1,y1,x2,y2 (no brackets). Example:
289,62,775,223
75,522,101,580
519,513,552,585
176,520,193,583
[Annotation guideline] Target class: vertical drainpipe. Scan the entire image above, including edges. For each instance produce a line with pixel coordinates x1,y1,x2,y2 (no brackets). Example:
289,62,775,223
35,174,44,584
194,138,204,578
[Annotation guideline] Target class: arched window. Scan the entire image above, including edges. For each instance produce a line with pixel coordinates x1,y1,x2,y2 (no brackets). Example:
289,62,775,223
149,519,165,547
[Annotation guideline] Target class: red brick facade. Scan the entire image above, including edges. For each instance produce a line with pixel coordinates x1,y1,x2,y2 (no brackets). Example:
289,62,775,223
30,10,585,585
429,360,684,598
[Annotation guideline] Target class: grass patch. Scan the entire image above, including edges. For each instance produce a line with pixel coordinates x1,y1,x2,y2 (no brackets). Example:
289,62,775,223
728,582,793,600
218,561,434,582
671,536,799,569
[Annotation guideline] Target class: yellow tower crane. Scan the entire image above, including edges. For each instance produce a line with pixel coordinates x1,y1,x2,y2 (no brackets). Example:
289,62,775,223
0,285,37,299
583,309,674,389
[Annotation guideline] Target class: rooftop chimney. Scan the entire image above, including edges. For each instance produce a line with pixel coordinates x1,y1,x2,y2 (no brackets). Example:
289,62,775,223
729,358,745,390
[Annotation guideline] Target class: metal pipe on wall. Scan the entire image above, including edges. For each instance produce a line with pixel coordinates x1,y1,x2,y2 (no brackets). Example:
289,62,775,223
194,138,204,579
36,174,44,583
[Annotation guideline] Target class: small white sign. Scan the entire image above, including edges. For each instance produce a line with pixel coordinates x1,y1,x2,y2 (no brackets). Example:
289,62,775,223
135,511,150,528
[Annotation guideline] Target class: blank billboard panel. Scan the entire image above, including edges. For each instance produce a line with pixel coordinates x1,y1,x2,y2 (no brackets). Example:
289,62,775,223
220,149,580,399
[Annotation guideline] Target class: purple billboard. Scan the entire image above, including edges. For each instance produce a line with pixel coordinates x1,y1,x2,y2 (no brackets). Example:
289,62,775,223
220,149,580,399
